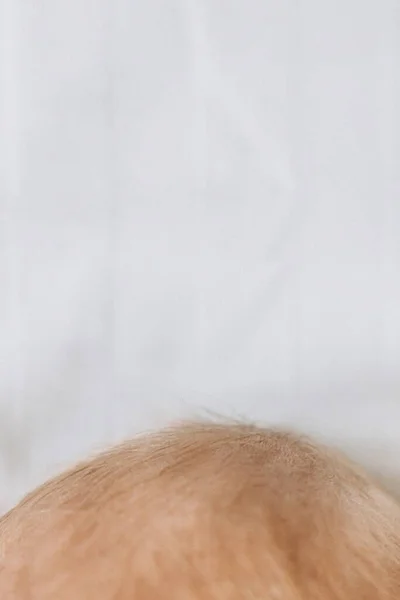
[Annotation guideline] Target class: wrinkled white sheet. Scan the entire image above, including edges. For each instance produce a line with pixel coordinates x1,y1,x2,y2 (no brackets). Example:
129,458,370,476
0,0,399,510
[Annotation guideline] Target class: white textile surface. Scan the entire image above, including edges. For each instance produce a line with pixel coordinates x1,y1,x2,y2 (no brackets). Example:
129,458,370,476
0,0,399,511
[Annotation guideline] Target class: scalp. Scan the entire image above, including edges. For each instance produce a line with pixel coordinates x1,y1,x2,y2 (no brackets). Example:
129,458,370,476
0,421,399,598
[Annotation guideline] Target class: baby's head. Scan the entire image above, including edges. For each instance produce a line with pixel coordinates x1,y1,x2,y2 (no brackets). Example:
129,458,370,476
1,421,399,598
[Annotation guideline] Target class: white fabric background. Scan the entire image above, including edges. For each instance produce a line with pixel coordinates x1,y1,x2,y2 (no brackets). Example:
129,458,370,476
0,0,399,511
